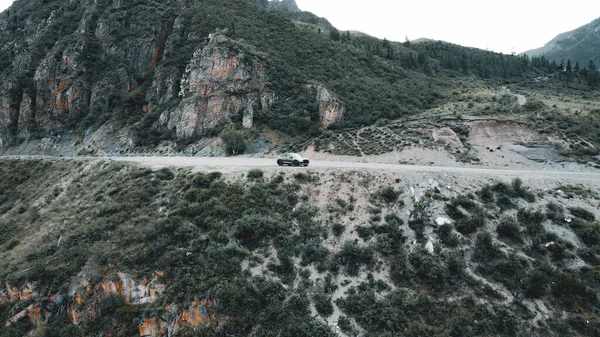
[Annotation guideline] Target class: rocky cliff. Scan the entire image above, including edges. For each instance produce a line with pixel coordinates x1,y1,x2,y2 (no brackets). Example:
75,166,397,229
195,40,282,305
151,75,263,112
0,0,345,150
159,33,274,137
315,85,345,127
267,0,301,13
2,271,218,336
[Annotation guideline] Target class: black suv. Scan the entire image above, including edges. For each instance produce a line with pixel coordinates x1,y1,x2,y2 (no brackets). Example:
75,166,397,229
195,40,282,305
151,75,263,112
277,153,310,166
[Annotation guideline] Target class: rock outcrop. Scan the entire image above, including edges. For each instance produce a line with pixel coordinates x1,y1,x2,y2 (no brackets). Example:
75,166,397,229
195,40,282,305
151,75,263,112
3,270,218,336
267,0,302,13
0,0,344,149
160,33,274,137
315,85,345,127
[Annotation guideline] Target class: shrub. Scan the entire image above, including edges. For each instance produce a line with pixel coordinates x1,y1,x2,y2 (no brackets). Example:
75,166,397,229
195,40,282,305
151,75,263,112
337,316,354,335
511,178,536,202
496,216,522,243
220,123,247,155
524,268,551,298
293,172,317,184
233,214,286,250
478,184,495,204
445,195,478,220
384,213,403,227
409,199,431,242
332,223,345,237
379,186,400,203
247,169,264,180
438,224,460,247
546,202,565,223
408,249,450,292
155,168,175,181
334,242,374,276
569,218,600,246
300,240,330,266
389,253,410,287
454,209,487,236
191,172,222,188
473,232,502,261
568,207,595,222
313,292,334,317
356,226,373,240
3,238,21,251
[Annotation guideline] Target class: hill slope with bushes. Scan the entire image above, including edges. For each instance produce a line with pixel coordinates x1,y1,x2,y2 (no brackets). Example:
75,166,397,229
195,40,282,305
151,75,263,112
1,159,599,336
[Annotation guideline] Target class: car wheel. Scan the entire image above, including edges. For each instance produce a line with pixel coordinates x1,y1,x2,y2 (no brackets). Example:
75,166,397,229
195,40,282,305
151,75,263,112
293,160,299,166
277,159,283,166
304,163,309,167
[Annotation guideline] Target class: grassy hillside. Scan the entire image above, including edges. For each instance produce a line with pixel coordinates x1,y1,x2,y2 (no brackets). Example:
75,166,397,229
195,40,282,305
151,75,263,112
1,159,599,336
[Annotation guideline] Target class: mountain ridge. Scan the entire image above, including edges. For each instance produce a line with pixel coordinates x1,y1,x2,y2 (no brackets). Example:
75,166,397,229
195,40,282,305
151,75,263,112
523,17,600,68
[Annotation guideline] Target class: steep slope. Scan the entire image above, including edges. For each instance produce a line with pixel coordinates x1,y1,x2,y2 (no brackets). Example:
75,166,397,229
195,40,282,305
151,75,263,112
523,17,600,68
1,158,599,336
0,0,432,147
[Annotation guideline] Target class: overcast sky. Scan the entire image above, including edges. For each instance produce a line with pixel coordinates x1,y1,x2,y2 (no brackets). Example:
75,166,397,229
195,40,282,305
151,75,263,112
1,0,598,53
0,0,12,13
296,0,600,53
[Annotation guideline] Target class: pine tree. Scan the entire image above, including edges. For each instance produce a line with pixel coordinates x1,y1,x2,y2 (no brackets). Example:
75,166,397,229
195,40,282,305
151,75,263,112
586,61,599,88
330,28,341,42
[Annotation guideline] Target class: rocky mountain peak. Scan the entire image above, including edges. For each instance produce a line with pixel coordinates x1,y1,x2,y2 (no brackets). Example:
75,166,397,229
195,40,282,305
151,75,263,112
267,0,301,13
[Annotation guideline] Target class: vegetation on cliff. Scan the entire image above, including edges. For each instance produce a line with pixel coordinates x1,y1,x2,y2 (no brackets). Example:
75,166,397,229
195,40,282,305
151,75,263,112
1,0,599,150
1,159,599,336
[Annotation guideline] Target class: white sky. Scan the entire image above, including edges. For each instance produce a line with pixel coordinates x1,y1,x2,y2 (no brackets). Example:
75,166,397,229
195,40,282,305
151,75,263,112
296,0,600,53
1,0,598,53
0,0,12,13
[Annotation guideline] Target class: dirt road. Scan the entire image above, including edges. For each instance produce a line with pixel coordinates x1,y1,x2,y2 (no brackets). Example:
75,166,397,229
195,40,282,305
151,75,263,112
2,155,599,183
116,156,600,182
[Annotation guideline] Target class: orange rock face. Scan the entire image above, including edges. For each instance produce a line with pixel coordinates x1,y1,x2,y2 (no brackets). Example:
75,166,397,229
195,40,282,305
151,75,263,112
1,283,36,303
138,298,218,337
162,33,273,138
315,85,345,127
139,317,165,337
2,270,219,336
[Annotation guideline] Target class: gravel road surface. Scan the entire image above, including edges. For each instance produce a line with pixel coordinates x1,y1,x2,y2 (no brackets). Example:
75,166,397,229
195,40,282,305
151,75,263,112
2,155,599,183
117,156,600,182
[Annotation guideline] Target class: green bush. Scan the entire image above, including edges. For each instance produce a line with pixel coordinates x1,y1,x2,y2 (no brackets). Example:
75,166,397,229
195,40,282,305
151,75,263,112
496,216,523,243
337,316,355,335
437,224,460,247
332,222,345,236
408,249,451,292
247,168,264,180
334,242,374,276
546,202,565,223
155,167,175,181
379,186,400,203
570,218,600,246
313,292,334,317
473,232,502,261
220,123,247,155
409,199,432,241
568,207,596,222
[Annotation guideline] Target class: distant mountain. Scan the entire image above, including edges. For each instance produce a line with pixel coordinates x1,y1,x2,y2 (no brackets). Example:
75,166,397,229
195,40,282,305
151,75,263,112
523,17,600,68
